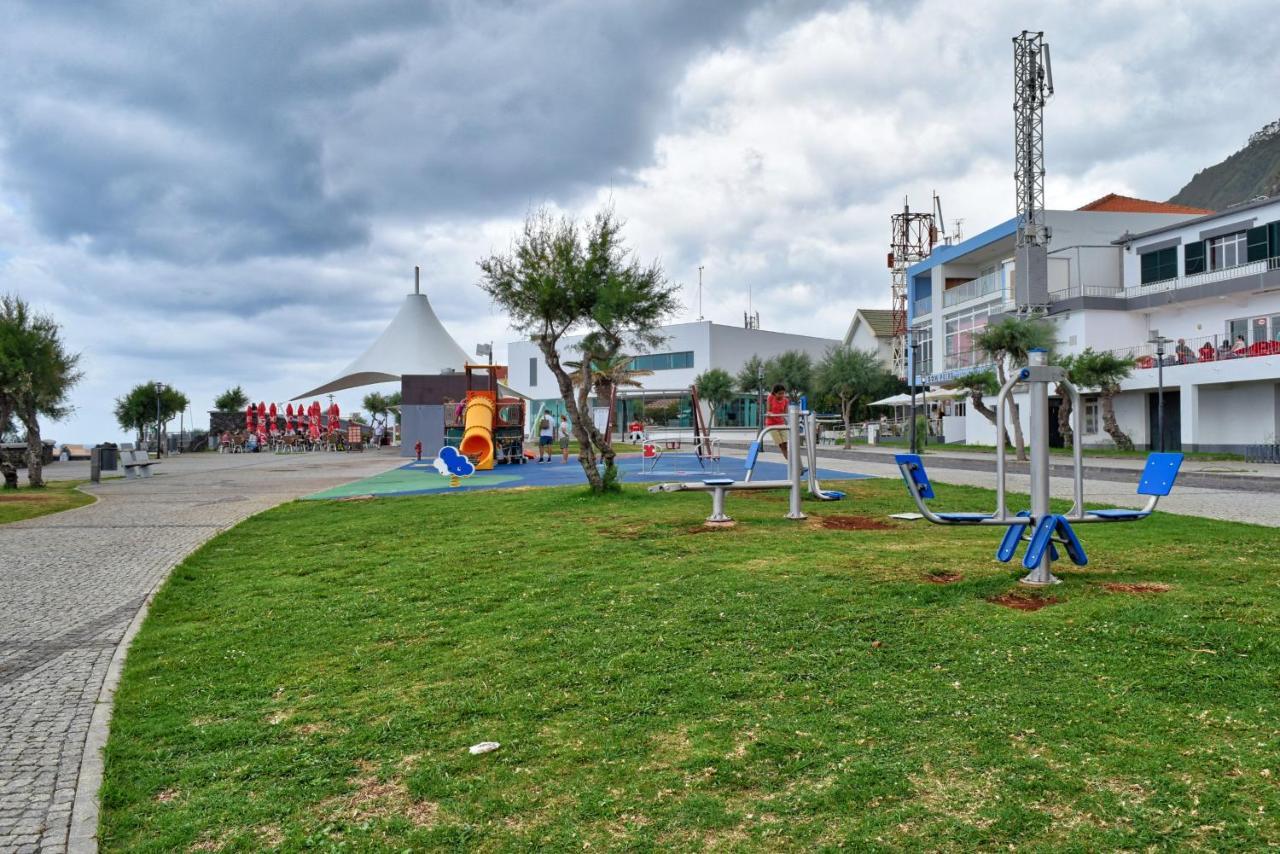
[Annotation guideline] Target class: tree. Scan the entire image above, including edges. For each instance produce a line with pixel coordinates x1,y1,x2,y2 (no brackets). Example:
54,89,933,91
0,295,83,487
735,355,767,395
973,317,1056,461
1054,354,1077,448
815,347,898,448
1071,348,1136,450
565,353,654,396
694,368,734,428
387,391,403,425
214,386,250,412
362,391,391,430
764,350,815,396
114,382,189,452
478,205,679,492
950,369,1000,432
0,402,17,489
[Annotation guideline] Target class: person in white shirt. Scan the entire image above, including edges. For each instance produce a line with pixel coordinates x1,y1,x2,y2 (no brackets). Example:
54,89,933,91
558,415,572,463
537,414,554,462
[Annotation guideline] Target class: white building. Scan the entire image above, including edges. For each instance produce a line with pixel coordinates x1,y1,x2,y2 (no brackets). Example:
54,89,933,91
506,320,839,430
901,193,1280,452
842,308,897,367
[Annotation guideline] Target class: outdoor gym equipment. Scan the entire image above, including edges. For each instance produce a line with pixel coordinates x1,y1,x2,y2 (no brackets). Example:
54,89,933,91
648,397,841,525
894,349,1184,586
743,407,846,501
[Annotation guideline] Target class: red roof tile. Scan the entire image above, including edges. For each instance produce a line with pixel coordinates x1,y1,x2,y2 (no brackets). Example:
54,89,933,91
1076,193,1213,215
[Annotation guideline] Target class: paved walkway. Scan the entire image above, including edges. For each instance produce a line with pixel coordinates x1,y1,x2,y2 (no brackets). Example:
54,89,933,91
0,451,401,852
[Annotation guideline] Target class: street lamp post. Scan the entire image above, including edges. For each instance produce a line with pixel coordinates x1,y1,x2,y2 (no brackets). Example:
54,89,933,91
1148,331,1171,452
153,382,165,458
756,369,764,429
908,331,920,455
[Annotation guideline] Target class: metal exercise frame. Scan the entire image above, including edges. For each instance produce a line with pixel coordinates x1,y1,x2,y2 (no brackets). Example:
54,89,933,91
895,350,1184,586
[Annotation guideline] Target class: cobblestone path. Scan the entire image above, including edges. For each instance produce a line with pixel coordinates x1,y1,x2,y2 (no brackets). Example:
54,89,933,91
0,451,400,852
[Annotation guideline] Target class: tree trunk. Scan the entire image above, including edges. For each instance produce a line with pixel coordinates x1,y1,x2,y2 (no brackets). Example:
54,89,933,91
842,397,854,449
22,411,44,488
1099,386,1134,450
1056,384,1073,448
997,361,1028,461
968,389,997,426
0,402,16,489
543,344,604,491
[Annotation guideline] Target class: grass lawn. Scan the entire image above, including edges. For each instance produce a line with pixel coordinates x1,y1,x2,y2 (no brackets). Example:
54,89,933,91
101,478,1280,851
0,479,93,524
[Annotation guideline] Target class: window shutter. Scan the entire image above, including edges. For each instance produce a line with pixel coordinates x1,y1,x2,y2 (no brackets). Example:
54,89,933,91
1140,251,1157,284
1247,225,1269,262
1184,240,1206,275
1270,222,1280,259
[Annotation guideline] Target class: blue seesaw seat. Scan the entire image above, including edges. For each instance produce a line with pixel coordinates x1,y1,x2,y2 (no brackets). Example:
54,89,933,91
895,454,994,523
1084,452,1183,521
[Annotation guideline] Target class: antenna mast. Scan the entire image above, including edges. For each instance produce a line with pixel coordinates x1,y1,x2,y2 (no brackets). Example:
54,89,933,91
1012,30,1053,312
888,197,939,380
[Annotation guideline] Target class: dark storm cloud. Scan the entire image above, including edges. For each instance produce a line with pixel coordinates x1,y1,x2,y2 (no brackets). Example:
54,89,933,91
0,0,827,263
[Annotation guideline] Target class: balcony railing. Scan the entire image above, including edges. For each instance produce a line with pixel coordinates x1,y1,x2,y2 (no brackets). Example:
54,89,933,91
1128,256,1280,296
943,269,1006,309
1048,285,1125,301
913,295,932,317
1107,333,1280,368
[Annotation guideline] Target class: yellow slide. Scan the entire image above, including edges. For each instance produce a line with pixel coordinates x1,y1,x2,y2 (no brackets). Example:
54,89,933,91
459,394,496,470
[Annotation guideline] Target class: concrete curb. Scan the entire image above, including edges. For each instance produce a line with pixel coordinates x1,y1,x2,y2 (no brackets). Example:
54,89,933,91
66,573,165,853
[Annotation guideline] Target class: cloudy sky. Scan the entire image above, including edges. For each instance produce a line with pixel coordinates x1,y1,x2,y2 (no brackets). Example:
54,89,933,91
3,0,1276,442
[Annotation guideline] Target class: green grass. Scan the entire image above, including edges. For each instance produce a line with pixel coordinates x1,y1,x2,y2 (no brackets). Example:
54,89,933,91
0,479,93,524
101,479,1280,851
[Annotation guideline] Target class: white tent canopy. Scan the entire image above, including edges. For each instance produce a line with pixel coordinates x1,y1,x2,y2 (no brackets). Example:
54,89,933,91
293,291,472,400
869,388,965,407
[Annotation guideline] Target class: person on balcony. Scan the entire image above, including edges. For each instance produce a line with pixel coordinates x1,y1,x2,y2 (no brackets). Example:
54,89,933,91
1175,339,1195,364
1218,339,1234,359
1232,335,1248,356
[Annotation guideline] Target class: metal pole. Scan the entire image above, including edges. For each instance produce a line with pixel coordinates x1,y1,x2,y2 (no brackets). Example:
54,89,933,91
1022,349,1058,586
909,339,918,454
1156,342,1165,453
785,402,805,520
154,386,162,458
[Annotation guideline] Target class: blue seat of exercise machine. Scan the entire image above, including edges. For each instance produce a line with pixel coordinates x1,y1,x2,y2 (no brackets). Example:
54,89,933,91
744,441,761,473
997,511,1031,562
703,477,735,487
936,512,992,523
894,454,934,499
1085,453,1184,520
1137,452,1184,495
1021,515,1088,569
1086,508,1149,520
1057,517,1088,566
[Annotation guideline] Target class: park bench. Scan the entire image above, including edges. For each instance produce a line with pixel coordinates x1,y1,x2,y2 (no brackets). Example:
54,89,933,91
121,449,160,480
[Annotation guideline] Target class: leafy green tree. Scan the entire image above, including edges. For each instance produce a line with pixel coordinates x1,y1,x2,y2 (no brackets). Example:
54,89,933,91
1054,354,1077,447
214,385,250,412
764,350,815,396
478,205,679,492
815,347,898,448
387,391,403,426
362,391,391,430
735,355,768,396
114,382,189,454
0,295,83,487
0,403,16,489
973,317,1056,461
950,369,1000,429
1071,348,1136,450
694,368,734,428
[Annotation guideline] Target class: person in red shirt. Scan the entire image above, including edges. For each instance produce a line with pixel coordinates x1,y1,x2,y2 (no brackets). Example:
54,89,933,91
765,383,790,459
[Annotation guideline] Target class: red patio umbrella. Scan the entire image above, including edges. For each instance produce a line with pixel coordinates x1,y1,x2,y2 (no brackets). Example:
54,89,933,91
269,402,278,432
245,404,254,433
285,403,294,431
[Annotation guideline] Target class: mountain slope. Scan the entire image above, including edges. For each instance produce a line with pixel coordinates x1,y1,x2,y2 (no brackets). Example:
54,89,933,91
1169,119,1280,211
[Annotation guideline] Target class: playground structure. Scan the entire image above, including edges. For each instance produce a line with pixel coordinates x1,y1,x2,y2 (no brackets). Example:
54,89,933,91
648,396,845,526
894,350,1184,586
446,364,527,470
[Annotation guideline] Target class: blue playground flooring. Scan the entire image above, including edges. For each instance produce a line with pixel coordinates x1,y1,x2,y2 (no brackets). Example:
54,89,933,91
307,452,870,500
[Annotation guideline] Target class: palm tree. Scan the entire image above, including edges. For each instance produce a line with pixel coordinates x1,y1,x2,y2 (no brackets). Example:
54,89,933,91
694,368,734,428
1071,348,1136,450
0,295,82,487
362,392,391,430
973,317,1056,461
214,386,250,412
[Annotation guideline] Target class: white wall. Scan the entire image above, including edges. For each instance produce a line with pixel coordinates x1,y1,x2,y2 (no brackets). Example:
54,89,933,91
709,324,840,373
1121,198,1280,285
845,316,893,366
1196,383,1280,445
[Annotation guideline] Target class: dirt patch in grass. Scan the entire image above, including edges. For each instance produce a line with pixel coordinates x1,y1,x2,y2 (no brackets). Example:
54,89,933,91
320,761,439,828
154,787,181,803
987,590,1060,611
1102,582,1172,594
815,515,894,531
924,570,964,584
687,524,734,534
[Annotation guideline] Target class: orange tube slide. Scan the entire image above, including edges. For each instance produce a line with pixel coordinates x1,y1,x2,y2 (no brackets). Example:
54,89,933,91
459,395,496,470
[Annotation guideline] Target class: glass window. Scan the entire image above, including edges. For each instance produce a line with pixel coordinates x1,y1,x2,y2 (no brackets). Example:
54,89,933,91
1139,247,1177,284
1184,241,1205,275
1271,315,1280,342
1227,318,1249,347
944,304,994,369
912,327,933,379
1084,399,1099,435
1208,232,1247,271
628,351,695,372
1252,316,1270,345
529,357,537,386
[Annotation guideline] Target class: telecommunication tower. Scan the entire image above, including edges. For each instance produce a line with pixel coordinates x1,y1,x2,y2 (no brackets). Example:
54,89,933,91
888,194,942,380
1012,30,1054,312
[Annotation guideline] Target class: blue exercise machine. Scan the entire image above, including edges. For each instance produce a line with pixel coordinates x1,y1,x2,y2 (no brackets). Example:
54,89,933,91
894,349,1184,585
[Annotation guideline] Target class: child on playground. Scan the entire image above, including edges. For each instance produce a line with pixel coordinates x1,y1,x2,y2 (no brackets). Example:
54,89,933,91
558,415,572,462
537,413,554,462
765,383,789,459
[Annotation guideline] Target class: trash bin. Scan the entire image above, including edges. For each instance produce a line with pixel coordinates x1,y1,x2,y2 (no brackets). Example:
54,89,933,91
867,424,879,446
97,444,119,471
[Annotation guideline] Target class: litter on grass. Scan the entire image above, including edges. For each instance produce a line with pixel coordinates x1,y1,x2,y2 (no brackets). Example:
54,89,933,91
469,741,500,755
